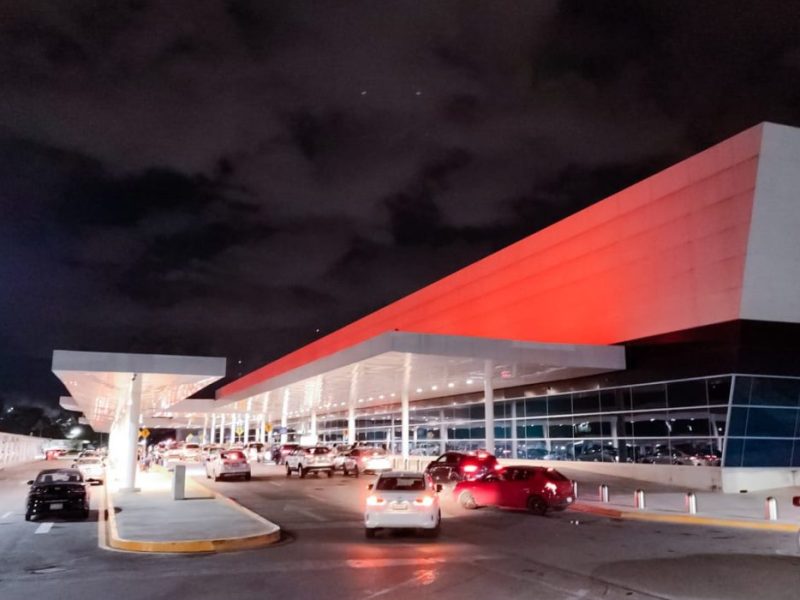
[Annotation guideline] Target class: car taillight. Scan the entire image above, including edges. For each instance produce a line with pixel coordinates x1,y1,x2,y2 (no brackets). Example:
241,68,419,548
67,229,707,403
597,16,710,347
413,496,435,507
476,451,488,459
366,495,385,506
494,463,504,471
462,464,478,473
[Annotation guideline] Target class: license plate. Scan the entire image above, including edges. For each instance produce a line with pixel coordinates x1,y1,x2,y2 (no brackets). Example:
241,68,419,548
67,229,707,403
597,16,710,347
391,502,408,511
50,503,63,510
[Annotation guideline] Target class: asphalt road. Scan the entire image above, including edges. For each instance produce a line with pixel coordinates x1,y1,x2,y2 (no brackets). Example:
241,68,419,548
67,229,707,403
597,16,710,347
1,460,799,600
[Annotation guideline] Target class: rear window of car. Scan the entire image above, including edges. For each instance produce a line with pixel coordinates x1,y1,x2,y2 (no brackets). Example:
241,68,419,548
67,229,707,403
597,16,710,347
307,447,330,455
77,458,101,465
37,471,82,483
376,476,426,491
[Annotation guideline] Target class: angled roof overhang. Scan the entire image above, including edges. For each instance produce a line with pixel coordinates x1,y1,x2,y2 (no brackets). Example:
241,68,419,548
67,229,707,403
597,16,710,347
52,351,226,433
217,332,625,422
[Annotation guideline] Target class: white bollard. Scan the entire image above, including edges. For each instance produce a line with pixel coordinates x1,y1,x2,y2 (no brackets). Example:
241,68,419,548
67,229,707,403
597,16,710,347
765,496,778,521
173,464,186,501
634,489,646,509
572,480,579,499
685,492,697,514
599,484,609,503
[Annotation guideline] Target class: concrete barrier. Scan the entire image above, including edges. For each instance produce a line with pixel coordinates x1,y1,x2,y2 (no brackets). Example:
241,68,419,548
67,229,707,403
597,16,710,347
0,432,50,469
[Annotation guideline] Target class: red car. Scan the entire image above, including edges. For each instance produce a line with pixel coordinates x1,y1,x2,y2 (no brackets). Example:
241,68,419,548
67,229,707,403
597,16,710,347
425,450,502,483
453,465,574,515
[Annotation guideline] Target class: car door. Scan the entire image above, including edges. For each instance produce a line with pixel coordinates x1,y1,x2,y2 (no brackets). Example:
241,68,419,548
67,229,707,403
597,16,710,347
471,473,504,506
498,468,533,508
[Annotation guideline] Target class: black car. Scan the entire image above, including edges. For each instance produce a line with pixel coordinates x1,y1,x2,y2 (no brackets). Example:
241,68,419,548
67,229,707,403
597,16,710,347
425,451,501,483
25,468,90,521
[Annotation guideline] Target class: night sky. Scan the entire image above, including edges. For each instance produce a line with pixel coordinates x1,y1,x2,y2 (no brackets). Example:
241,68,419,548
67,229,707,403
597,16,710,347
2,1,800,412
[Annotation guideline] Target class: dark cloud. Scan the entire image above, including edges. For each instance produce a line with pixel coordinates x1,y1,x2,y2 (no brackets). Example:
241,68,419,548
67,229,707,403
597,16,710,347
1,0,800,409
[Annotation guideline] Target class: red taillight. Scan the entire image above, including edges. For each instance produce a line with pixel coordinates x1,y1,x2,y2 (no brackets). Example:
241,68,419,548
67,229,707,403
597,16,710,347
413,496,435,507
494,463,504,471
476,451,488,459
462,464,478,473
366,495,385,506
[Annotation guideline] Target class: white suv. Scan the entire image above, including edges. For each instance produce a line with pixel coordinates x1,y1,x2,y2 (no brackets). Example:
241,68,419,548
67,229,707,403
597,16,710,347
364,471,442,538
286,447,334,478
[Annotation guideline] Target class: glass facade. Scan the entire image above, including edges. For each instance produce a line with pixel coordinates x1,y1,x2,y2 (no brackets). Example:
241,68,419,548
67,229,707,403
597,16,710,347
298,374,800,468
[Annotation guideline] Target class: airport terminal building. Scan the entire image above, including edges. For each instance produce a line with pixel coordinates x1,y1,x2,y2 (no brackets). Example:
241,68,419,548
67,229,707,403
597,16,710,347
210,122,800,492
56,123,800,493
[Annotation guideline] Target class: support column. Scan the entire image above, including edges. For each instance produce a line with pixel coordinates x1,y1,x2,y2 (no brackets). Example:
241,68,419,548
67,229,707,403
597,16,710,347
310,410,317,440
348,406,356,445
121,373,142,492
483,360,495,455
230,414,238,445
244,400,251,444
281,390,289,444
439,409,447,454
202,414,209,445
401,355,411,459
211,414,218,444
510,400,518,458
218,414,226,446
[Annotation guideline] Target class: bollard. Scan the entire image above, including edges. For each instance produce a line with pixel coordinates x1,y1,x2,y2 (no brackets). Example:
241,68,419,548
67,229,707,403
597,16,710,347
598,484,609,503
765,496,778,521
634,489,646,509
685,491,697,514
173,464,186,501
572,480,579,499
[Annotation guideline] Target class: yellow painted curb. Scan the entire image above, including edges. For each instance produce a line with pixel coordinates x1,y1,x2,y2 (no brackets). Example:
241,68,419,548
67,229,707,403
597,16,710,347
571,501,800,533
103,474,281,553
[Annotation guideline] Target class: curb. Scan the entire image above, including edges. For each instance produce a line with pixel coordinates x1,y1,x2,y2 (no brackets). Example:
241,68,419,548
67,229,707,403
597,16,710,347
571,501,800,533
103,474,281,553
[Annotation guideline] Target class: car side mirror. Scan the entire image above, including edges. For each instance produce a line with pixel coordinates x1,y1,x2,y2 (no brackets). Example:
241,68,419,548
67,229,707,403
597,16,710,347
27,480,34,485
367,483,374,491
793,496,800,507
436,484,442,493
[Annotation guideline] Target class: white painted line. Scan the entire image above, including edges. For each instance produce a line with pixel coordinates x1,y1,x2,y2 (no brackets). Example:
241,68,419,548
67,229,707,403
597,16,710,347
35,522,53,534
1,511,12,519
268,481,283,487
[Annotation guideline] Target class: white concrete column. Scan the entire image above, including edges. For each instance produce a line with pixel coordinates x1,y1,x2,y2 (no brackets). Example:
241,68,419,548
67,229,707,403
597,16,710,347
348,406,356,445
202,414,209,445
210,413,217,444
121,373,142,491
439,409,447,454
218,414,226,445
510,400,518,458
310,410,317,439
244,400,251,444
401,355,411,459
281,390,289,444
483,360,495,454
230,414,238,444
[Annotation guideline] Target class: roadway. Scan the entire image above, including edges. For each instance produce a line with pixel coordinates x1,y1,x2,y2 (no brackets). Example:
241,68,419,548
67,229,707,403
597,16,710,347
1,460,799,599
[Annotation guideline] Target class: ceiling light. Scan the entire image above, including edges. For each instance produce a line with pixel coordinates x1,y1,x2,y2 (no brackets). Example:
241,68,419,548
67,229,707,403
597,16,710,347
416,388,423,393
431,385,438,391
447,382,455,388
379,395,384,399
466,379,473,385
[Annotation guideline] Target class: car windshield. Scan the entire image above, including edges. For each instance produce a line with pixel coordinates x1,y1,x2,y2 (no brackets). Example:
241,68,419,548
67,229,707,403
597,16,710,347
36,471,83,483
376,476,426,491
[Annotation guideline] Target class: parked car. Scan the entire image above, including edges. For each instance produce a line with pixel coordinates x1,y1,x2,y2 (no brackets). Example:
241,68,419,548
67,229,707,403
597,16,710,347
245,442,266,463
205,450,251,481
364,471,442,538
453,466,574,515
71,457,105,484
25,468,90,521
340,447,392,477
272,443,300,465
425,451,501,483
180,443,202,462
286,447,334,478
56,449,82,462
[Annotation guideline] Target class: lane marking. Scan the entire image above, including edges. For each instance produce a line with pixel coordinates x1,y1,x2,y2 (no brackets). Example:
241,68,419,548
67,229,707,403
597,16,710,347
2,511,12,519
35,522,53,534
268,481,283,487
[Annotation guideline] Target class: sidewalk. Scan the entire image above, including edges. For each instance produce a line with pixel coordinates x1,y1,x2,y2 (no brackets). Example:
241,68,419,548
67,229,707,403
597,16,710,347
561,467,800,532
105,468,280,553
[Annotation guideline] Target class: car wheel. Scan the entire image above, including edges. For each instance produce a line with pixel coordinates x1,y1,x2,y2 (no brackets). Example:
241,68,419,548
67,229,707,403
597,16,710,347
458,491,478,509
427,512,441,538
353,465,359,478
327,470,333,478
527,495,548,516
25,512,32,522
299,466,306,479
214,473,221,482
365,528,376,539
245,473,251,481
343,465,349,476
286,465,292,477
